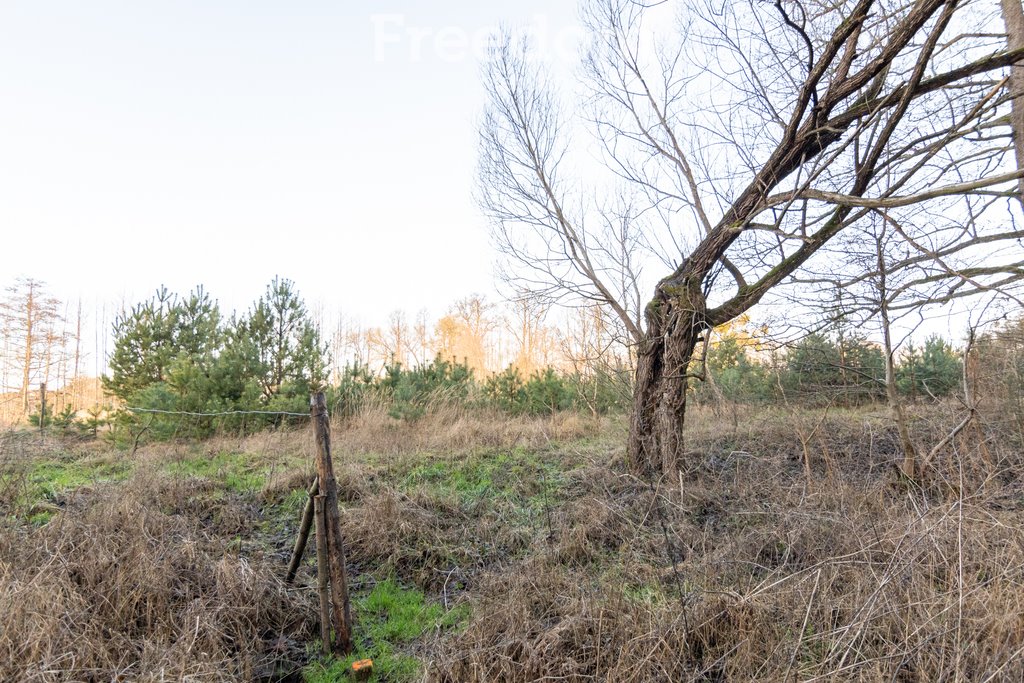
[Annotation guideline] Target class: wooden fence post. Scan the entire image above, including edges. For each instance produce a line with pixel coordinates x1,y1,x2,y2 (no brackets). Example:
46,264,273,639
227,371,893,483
310,391,353,655
39,383,46,435
285,476,319,584
313,494,331,655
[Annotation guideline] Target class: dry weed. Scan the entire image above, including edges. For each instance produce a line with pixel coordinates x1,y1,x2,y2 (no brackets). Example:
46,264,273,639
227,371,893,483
0,469,315,682
331,402,600,456
4,405,1024,682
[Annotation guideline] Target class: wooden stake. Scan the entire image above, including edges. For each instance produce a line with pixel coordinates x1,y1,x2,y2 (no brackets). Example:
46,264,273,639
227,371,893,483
39,383,46,434
313,495,331,656
310,391,352,655
285,476,319,584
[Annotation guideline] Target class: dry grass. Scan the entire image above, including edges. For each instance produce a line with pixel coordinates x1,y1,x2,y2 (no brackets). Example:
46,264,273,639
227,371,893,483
0,469,316,681
423,404,1024,682
2,402,1024,681
332,398,598,455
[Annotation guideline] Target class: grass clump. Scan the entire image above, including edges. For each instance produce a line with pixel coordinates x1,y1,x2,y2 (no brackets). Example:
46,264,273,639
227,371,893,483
304,578,465,683
401,447,565,509
163,450,266,493
0,455,133,519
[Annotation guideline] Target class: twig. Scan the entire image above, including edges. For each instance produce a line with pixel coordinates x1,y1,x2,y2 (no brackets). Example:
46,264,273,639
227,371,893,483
785,567,822,682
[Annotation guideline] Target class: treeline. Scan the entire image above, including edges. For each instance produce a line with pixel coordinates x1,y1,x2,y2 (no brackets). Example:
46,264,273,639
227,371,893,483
102,280,632,439
336,358,631,422
694,331,963,407
105,277,971,443
15,275,1022,443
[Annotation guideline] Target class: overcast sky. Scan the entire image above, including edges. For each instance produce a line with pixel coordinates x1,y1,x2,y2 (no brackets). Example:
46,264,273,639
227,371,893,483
0,0,581,323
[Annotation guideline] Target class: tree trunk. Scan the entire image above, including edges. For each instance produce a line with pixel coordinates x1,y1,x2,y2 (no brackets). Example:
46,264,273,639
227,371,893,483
21,284,35,416
73,300,82,409
628,277,708,476
876,228,919,480
883,321,918,480
1002,0,1024,204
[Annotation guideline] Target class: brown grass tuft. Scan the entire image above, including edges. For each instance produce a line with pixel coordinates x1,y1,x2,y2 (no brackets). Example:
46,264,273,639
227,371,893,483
5,405,1024,681
331,401,601,456
0,469,315,682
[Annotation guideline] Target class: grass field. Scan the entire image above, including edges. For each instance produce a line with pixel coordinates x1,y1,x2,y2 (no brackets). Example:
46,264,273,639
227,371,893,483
2,403,1023,681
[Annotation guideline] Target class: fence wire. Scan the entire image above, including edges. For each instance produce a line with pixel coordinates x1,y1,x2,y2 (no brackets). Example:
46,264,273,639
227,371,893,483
123,407,310,418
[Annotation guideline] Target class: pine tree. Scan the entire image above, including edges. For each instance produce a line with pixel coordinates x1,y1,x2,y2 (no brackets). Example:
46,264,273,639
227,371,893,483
104,286,180,402
921,336,961,397
105,286,224,412
235,277,330,406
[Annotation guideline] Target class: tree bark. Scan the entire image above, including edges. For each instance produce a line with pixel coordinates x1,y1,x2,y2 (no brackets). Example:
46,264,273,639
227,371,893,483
1002,0,1024,204
628,274,708,477
313,495,331,656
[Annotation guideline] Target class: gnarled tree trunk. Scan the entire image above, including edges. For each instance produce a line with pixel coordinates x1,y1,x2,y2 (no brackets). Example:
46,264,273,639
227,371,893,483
628,274,709,476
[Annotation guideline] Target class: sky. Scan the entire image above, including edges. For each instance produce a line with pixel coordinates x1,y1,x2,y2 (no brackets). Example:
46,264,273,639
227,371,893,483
0,0,582,324
0,0,1007,359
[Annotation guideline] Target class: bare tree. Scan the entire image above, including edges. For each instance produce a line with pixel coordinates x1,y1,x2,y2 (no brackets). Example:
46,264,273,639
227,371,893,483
505,296,554,373
411,309,433,367
386,309,411,367
0,278,66,415
365,316,404,370
480,0,1024,475
448,295,498,373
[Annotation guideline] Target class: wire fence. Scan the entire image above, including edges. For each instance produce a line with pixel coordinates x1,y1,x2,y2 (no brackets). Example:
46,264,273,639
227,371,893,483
123,407,310,418
2,400,324,452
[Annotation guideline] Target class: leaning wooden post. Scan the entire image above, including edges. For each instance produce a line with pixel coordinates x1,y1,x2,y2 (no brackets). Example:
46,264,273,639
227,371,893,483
285,476,319,584
313,494,331,655
310,391,353,655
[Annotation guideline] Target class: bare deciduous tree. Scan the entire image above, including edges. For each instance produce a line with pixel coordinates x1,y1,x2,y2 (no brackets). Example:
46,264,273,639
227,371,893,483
480,0,1024,475
0,278,66,415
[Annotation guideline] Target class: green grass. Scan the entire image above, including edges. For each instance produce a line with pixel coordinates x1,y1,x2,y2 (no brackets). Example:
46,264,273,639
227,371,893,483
163,451,267,493
30,458,132,495
16,458,132,516
303,578,467,683
401,447,566,509
282,486,311,512
0,455,132,523
624,582,666,605
27,510,56,525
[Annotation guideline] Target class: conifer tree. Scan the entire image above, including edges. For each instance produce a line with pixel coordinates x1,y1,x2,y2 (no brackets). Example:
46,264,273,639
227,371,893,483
235,277,329,406
104,286,180,402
